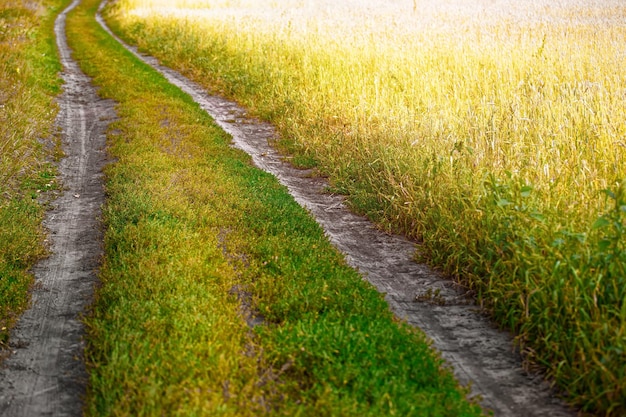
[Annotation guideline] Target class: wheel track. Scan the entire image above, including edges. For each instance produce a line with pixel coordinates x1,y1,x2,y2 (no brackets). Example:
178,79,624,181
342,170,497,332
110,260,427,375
95,2,578,416
0,1,115,415
0,0,581,414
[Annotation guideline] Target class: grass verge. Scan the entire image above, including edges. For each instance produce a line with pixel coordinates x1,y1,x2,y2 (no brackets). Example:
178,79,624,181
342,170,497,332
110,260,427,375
0,0,67,348
100,1,626,413
67,0,483,415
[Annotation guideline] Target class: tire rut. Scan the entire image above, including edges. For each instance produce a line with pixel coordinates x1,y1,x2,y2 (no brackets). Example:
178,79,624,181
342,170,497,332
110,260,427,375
96,2,578,416
0,1,115,415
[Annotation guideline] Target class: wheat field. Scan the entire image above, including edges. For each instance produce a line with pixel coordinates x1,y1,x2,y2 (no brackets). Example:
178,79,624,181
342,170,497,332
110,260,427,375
105,0,626,413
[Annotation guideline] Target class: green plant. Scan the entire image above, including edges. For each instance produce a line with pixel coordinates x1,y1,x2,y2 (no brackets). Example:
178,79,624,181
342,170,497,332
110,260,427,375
100,1,626,412
68,1,483,414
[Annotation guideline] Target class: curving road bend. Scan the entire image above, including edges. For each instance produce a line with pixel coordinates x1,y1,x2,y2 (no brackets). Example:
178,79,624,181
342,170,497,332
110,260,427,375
0,1,115,415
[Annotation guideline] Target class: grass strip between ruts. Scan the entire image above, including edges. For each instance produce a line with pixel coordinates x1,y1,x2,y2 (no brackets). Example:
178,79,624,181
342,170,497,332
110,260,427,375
66,0,483,415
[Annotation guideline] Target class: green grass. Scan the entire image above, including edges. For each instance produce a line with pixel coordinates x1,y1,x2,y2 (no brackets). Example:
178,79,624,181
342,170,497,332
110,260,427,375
67,0,483,415
0,0,67,347
100,1,626,413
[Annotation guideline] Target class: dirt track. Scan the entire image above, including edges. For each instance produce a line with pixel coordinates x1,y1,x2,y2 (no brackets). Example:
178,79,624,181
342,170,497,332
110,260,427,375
0,0,580,414
0,1,115,415
96,3,578,416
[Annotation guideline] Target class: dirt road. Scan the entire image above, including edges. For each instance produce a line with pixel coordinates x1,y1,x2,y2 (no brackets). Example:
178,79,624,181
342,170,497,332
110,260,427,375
0,1,115,415
96,3,578,416
0,0,580,414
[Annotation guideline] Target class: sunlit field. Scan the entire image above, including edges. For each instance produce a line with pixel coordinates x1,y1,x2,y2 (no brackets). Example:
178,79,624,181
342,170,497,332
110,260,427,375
104,0,626,413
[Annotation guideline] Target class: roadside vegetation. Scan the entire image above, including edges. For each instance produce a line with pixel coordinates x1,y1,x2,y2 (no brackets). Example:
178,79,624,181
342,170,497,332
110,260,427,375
102,0,626,414
0,0,66,348
69,0,482,415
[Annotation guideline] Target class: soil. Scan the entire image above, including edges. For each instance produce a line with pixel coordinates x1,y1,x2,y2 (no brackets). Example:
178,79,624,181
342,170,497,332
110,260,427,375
0,1,115,415
96,4,579,416
0,0,581,414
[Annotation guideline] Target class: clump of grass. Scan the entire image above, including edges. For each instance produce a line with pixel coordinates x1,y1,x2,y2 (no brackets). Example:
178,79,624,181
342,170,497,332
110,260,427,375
104,0,626,413
0,0,65,347
70,0,482,415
